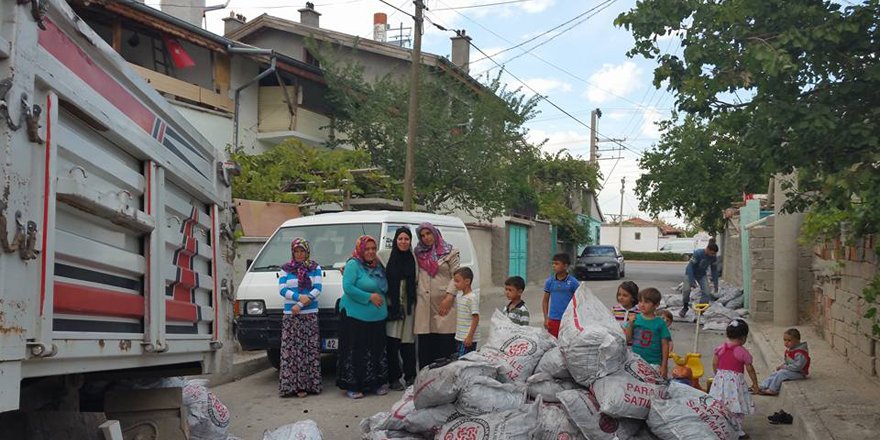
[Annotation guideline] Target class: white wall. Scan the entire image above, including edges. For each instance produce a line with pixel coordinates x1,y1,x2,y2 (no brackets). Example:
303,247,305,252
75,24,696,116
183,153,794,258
600,226,661,252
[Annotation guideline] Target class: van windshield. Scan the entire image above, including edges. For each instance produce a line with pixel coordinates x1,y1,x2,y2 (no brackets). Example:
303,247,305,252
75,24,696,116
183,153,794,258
250,223,381,271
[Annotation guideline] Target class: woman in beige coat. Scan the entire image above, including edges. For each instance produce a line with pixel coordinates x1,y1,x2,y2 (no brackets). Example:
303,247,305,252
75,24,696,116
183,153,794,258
413,222,460,367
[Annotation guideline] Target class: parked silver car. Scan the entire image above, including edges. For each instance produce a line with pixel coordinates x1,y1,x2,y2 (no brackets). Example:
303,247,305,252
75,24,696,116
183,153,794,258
574,245,625,280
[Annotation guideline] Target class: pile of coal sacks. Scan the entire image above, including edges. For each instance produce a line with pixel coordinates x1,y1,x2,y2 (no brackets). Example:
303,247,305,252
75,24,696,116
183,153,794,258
361,284,740,440
662,280,748,332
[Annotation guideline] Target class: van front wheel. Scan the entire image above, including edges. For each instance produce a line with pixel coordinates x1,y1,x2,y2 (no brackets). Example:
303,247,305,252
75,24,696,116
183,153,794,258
267,348,281,370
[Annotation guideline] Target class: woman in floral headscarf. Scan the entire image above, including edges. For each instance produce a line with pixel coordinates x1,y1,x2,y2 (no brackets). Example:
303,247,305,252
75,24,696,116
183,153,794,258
413,222,460,367
278,238,323,398
337,235,389,399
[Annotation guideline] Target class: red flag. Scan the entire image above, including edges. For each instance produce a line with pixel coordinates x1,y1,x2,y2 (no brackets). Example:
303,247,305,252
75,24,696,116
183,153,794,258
162,35,195,69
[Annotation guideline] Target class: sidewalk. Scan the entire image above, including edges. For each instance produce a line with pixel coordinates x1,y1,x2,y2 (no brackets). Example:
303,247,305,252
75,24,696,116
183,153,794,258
207,349,270,387
750,321,880,440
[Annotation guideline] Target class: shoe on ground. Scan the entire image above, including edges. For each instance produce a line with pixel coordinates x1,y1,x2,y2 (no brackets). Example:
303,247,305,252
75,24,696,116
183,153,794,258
375,384,390,396
678,308,688,318
769,410,793,425
389,380,405,391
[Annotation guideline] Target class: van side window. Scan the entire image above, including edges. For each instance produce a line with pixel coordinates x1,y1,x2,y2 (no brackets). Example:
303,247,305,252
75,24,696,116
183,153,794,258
437,227,473,266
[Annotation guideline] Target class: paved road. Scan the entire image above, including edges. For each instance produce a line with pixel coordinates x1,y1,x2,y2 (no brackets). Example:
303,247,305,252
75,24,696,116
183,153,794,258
214,262,793,439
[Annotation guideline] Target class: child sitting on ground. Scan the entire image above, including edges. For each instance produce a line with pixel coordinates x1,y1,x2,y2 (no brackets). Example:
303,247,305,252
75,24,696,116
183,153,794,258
500,276,530,326
759,328,810,396
710,319,760,439
626,287,671,378
453,267,479,357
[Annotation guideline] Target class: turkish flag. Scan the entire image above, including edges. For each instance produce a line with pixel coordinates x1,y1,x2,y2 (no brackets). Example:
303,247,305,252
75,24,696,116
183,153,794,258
162,35,196,69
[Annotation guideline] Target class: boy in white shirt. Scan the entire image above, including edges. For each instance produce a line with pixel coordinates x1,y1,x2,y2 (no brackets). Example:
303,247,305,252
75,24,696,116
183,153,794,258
453,267,479,357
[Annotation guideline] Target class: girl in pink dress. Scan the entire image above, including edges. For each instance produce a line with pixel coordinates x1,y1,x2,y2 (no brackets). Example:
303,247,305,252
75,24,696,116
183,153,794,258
710,319,760,439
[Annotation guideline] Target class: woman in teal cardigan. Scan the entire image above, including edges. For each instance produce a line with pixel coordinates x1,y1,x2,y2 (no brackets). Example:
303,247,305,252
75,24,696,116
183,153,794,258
337,235,389,399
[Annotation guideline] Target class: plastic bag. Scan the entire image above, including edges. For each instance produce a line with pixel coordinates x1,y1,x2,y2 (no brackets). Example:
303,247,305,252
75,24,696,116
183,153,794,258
456,375,527,416
361,431,423,440
403,404,458,436
436,399,540,440
262,420,323,440
535,402,586,440
534,346,572,380
558,389,643,440
481,310,556,382
557,285,628,385
362,387,416,433
182,380,231,440
591,353,668,420
526,373,578,403
647,382,737,440
413,358,497,409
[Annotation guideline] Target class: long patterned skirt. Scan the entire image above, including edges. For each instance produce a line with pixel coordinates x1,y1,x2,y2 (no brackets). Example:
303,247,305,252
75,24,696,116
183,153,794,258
279,313,322,396
336,314,388,393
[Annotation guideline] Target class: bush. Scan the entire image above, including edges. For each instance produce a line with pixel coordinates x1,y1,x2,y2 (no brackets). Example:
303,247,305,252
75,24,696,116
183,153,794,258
622,251,688,261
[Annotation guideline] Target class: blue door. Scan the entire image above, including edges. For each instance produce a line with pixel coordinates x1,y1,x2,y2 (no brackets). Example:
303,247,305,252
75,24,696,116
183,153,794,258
508,224,528,281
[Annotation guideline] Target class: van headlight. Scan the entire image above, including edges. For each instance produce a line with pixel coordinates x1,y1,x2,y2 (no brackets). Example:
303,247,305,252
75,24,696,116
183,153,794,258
244,300,265,316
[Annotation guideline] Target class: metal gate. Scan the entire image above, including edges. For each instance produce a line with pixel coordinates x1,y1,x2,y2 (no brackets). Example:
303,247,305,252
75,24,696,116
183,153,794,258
508,224,528,281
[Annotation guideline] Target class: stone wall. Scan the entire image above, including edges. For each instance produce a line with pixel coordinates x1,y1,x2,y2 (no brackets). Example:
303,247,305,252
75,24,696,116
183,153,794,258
722,214,743,287
749,218,775,322
813,235,879,377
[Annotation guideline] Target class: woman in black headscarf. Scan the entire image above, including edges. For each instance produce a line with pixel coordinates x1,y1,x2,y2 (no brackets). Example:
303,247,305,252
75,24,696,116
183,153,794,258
383,227,418,390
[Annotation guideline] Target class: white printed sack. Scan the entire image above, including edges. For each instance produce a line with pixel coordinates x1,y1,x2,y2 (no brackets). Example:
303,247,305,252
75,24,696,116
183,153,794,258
182,380,231,440
534,402,586,440
479,310,556,382
535,346,572,380
558,389,643,440
557,284,628,386
403,404,458,436
526,373,579,403
413,358,497,409
436,399,540,440
262,420,323,440
591,353,669,419
647,382,737,440
456,375,527,416
361,387,415,433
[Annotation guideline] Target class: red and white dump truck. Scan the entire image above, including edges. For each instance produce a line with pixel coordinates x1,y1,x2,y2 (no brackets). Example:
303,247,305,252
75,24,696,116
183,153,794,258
0,0,235,414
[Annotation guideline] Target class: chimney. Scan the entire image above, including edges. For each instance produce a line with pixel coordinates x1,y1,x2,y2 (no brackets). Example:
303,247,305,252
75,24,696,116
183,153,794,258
373,13,388,42
223,11,246,36
299,2,321,28
161,0,206,27
450,30,472,73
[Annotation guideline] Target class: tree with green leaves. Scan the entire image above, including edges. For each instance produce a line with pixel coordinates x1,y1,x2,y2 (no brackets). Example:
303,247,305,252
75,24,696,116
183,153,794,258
229,139,395,206
617,0,880,331
317,46,543,220
533,150,601,244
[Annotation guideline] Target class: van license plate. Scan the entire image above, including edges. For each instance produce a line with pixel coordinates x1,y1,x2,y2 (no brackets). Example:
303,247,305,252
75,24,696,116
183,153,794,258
587,267,602,272
322,338,338,350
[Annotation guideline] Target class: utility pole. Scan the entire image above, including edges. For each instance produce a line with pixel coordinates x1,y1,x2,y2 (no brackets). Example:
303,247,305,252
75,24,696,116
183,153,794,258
402,0,424,211
589,108,602,163
618,177,625,250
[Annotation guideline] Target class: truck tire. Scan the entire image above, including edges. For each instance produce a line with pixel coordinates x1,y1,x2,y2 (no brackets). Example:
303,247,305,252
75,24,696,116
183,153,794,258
267,348,281,370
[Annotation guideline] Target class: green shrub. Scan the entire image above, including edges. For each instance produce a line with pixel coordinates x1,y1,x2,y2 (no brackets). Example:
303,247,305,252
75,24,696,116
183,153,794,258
622,251,688,261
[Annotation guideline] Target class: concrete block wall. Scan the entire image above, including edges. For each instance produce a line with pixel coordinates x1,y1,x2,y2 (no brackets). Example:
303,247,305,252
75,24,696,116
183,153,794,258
813,235,879,378
749,219,775,321
722,214,744,288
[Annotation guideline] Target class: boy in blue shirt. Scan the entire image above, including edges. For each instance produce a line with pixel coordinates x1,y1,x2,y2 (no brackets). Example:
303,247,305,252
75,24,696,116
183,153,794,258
542,253,580,338
626,287,672,378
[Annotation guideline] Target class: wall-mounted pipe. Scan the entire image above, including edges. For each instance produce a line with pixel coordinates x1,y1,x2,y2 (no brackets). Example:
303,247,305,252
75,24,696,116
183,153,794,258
233,55,275,151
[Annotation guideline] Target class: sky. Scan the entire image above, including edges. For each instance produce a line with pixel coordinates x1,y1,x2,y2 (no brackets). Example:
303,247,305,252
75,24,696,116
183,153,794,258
149,0,683,226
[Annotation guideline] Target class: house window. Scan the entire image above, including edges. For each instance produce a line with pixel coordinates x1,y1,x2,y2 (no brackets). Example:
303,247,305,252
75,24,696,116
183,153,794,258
304,49,321,67
634,232,642,240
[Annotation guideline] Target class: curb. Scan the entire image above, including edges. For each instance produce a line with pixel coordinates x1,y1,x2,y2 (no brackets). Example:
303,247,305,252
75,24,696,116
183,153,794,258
750,322,835,440
208,353,271,388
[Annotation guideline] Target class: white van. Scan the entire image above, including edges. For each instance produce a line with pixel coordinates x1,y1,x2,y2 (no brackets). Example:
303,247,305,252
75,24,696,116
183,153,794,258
234,211,479,368
658,238,698,257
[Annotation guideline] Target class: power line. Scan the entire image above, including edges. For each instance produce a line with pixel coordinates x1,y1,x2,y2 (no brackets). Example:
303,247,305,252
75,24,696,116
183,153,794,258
476,0,617,70
433,0,534,11
378,0,415,18
470,1,614,64
435,0,661,112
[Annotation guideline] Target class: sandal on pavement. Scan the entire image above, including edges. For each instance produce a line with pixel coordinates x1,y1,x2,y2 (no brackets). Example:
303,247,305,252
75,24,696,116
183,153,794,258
296,391,308,398
375,384,390,396
346,390,364,399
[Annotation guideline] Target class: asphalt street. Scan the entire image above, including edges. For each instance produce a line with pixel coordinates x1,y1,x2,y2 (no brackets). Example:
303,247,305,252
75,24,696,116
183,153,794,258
213,261,794,439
